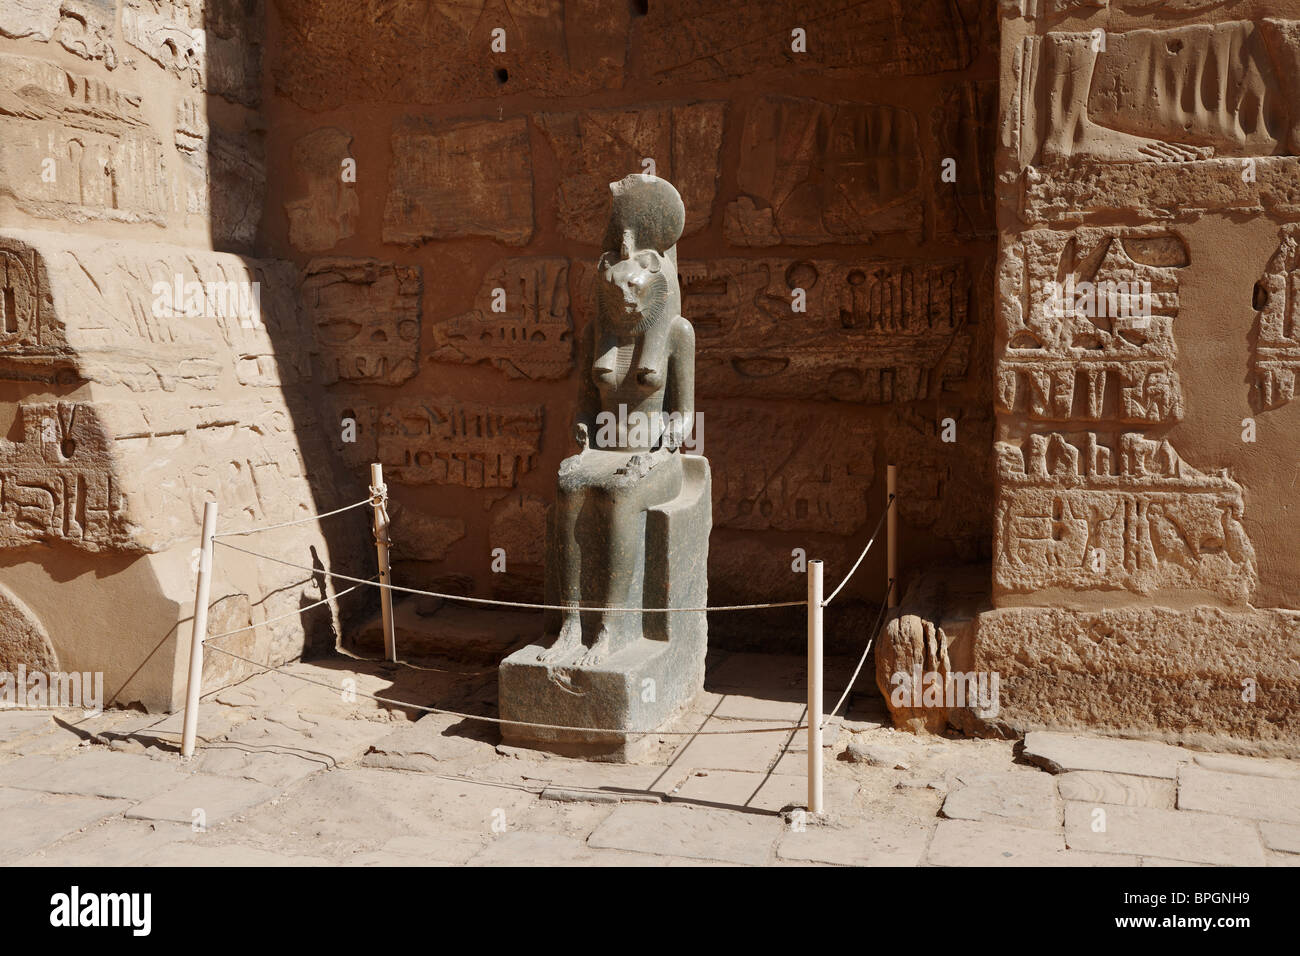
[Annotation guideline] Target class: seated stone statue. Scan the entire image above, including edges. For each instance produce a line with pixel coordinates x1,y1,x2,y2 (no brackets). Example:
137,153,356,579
499,174,712,759
539,173,697,667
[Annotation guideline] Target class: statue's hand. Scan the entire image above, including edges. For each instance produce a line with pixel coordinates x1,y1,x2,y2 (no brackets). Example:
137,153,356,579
574,422,589,451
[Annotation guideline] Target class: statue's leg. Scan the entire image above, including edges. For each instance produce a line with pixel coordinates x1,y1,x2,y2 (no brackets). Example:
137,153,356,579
537,477,586,664
577,458,684,666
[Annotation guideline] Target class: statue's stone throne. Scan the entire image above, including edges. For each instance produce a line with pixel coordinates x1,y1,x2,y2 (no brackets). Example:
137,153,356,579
499,455,711,760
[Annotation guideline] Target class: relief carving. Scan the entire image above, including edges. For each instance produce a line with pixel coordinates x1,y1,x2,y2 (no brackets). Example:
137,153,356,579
998,228,1187,424
995,432,1256,603
302,258,421,386
1251,226,1300,410
377,398,543,489
429,258,572,380
579,257,970,404
383,116,533,246
725,96,923,246
285,128,359,253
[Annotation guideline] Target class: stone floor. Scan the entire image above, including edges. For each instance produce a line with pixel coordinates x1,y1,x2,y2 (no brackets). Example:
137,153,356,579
1,650,1296,867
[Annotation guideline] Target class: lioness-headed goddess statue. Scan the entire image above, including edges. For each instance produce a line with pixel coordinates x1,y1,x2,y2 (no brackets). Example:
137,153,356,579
500,173,712,758
538,173,697,666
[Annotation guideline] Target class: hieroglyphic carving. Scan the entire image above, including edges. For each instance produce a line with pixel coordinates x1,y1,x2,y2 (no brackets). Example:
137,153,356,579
121,0,204,87
933,81,997,239
0,1,60,40
706,406,875,535
0,402,130,552
383,116,533,246
995,432,1256,603
725,96,923,246
274,0,626,111
0,241,75,380
56,0,118,68
534,103,723,244
285,128,359,253
630,0,975,84
1251,226,1300,410
0,54,172,224
579,257,969,403
302,258,421,386
430,258,572,380
998,228,1187,424
377,398,543,489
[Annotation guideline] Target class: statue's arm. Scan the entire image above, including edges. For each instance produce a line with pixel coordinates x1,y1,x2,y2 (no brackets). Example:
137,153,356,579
663,315,695,451
573,321,599,448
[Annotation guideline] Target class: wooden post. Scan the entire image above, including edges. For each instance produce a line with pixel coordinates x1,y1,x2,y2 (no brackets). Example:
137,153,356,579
807,558,824,815
887,463,898,609
371,463,396,662
181,500,218,759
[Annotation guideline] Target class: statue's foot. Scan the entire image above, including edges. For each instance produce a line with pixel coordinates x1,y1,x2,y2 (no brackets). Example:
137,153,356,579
575,627,614,667
537,615,582,664
1042,123,1212,165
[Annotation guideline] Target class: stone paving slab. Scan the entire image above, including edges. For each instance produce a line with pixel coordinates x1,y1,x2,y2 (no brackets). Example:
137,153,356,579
196,745,326,789
360,713,498,771
1063,801,1266,866
1177,765,1300,825
1192,753,1300,780
17,820,192,866
926,819,1135,866
712,695,807,722
124,775,278,826
1023,731,1190,778
668,768,857,813
665,721,792,773
143,843,332,866
468,832,670,866
778,820,931,866
0,711,54,743
1057,771,1176,809
344,834,486,866
589,802,782,866
1,750,189,801
1260,822,1300,854
940,770,1061,830
0,789,129,864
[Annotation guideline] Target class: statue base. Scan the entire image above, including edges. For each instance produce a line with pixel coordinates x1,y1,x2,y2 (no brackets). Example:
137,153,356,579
498,455,711,761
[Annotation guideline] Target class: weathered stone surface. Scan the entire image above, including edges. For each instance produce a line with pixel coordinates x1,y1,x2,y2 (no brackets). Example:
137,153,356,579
0,1,59,41
377,396,543,488
1192,753,1300,780
535,102,723,243
933,80,997,238
627,0,977,85
1251,225,1300,410
1063,801,1267,866
430,258,572,380
360,713,498,772
940,771,1061,830
1057,771,1176,809
0,789,128,864
489,494,547,567
707,405,874,534
1023,731,1190,778
0,581,58,673
383,116,533,246
1177,765,1300,825
926,818,1067,866
994,432,1256,602
285,128,359,252
2,750,187,801
0,54,171,224
979,612,1300,750
1261,822,1300,854
302,258,421,385
274,0,627,110
124,775,279,826
588,803,781,866
778,820,931,867
671,769,855,815
603,257,973,404
726,96,923,246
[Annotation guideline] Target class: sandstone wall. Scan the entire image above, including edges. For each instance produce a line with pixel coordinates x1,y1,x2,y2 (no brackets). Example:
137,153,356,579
260,0,1000,651
0,1,358,710
984,0,1300,752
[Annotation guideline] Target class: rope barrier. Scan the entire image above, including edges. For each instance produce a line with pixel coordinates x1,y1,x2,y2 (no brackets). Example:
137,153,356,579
213,539,807,614
820,576,895,729
203,642,810,737
213,496,372,539
822,493,895,606
203,577,377,643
